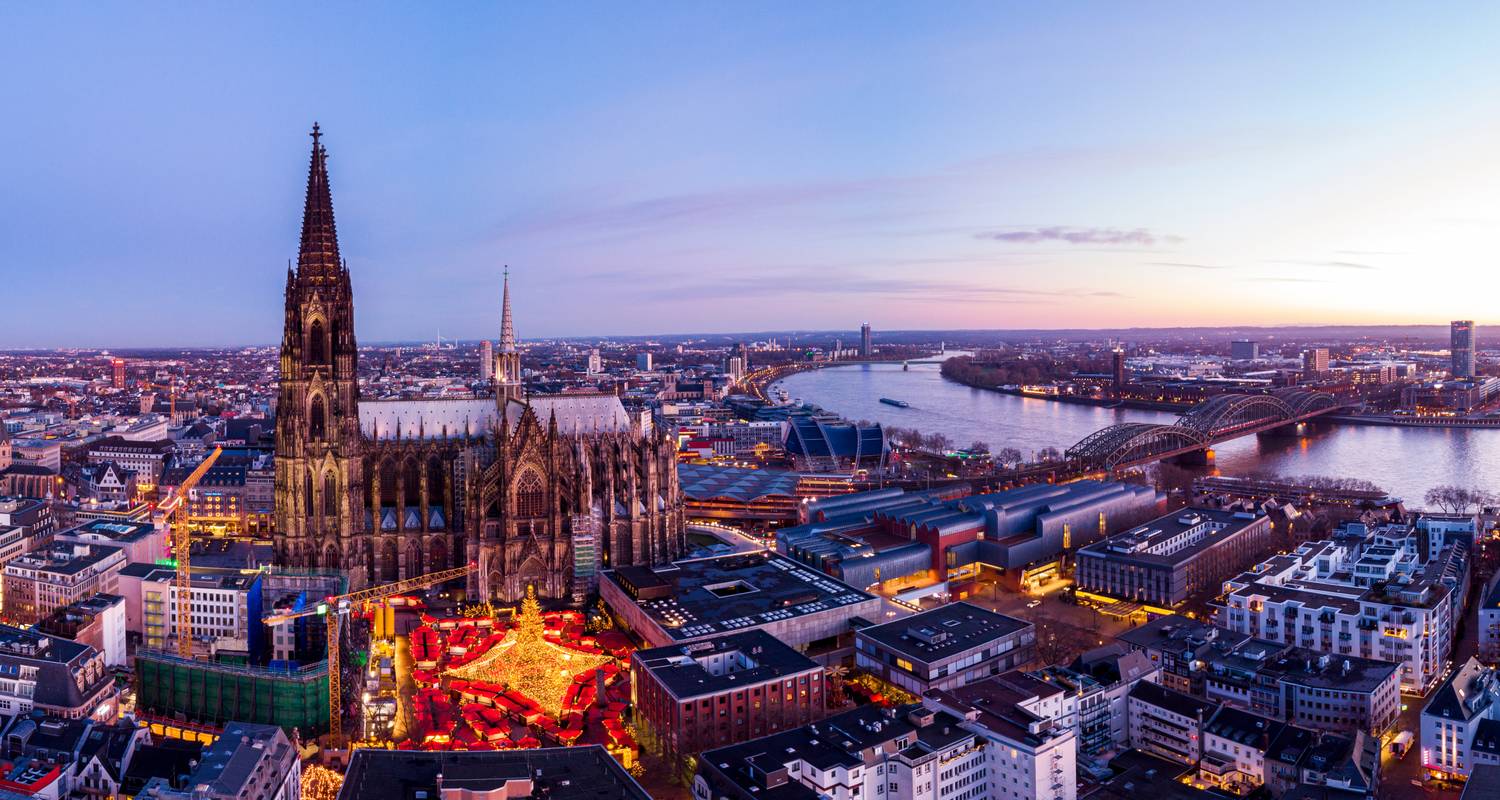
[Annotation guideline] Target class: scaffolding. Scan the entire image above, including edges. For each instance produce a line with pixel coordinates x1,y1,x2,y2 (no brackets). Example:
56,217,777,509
135,648,330,736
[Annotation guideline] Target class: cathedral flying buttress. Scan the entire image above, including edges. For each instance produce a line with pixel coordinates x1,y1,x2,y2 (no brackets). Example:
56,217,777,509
272,126,685,603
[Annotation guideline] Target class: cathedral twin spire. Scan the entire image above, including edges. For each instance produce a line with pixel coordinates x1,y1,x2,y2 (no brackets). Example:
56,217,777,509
298,122,343,280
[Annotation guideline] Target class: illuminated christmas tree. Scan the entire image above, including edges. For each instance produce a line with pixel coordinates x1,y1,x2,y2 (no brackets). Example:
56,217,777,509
445,583,611,717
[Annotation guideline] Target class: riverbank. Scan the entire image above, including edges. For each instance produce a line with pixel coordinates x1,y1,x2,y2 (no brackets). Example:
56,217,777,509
774,359,1500,503
1325,413,1500,429
940,367,1193,413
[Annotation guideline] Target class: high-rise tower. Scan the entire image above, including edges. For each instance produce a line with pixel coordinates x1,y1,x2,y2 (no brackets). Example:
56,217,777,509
1452,320,1476,379
273,124,368,580
495,269,523,404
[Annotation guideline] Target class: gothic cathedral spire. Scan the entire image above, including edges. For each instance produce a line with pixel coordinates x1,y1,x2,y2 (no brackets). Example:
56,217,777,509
274,124,369,584
495,267,524,404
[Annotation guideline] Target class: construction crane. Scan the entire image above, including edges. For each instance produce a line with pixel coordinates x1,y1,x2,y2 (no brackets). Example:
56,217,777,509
263,563,476,743
157,445,223,658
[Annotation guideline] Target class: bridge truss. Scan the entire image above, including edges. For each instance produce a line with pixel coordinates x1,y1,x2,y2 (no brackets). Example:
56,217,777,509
1066,390,1340,470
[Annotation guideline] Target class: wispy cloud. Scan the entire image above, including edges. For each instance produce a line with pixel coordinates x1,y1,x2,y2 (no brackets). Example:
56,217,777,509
1335,249,1403,256
1268,259,1378,270
633,273,1125,304
977,227,1183,246
1146,261,1231,271
1245,276,1329,284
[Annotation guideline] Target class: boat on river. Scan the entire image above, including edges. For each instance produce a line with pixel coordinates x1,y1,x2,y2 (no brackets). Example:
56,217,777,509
879,397,910,408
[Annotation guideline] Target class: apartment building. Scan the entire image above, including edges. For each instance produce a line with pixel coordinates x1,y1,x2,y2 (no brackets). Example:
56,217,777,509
0,625,116,720
1215,529,1468,693
1128,681,1218,766
693,703,991,800
926,678,1079,800
1422,657,1500,781
1120,614,1401,735
1480,571,1500,663
2,543,127,626
36,593,127,668
84,437,175,488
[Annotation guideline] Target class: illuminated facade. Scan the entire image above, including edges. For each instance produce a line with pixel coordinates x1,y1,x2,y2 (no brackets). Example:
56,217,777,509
272,127,684,601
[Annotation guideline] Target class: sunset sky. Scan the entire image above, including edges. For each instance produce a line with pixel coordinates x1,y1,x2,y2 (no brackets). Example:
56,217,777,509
5,3,1500,346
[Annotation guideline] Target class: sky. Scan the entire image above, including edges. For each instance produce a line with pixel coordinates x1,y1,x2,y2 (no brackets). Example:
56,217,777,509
5,3,1500,347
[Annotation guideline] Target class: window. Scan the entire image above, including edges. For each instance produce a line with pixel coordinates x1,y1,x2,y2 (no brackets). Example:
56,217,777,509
309,396,326,441
308,320,327,363
515,470,546,518
323,472,338,517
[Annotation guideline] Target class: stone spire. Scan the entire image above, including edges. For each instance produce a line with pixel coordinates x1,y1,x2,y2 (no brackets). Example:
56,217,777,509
494,268,524,405
297,122,341,278
499,266,517,353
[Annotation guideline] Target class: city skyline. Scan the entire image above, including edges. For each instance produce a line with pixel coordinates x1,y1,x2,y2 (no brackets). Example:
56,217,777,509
8,3,1500,346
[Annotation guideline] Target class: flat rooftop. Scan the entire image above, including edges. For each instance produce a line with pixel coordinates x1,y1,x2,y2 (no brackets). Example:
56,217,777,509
62,519,155,543
603,552,876,642
337,745,651,800
856,601,1031,664
1078,507,1264,567
634,629,820,700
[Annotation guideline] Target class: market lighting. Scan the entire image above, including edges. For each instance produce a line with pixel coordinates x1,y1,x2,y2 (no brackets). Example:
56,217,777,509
444,585,612,717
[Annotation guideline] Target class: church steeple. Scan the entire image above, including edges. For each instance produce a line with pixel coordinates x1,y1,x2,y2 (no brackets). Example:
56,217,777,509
298,122,341,278
275,123,367,584
495,267,524,405
500,266,517,353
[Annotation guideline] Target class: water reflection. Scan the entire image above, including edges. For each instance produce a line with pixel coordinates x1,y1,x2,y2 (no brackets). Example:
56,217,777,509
774,361,1500,502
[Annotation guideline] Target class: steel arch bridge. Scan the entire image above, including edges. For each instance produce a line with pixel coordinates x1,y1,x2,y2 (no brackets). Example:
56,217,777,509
1066,390,1341,470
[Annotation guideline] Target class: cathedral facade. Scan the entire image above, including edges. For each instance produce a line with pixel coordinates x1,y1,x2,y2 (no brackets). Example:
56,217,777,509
272,126,685,603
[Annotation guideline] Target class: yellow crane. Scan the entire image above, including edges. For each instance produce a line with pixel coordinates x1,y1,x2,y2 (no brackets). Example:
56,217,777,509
158,446,223,658
263,563,475,742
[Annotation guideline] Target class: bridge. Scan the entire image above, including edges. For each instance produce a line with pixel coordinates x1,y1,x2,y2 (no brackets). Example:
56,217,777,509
1065,390,1344,471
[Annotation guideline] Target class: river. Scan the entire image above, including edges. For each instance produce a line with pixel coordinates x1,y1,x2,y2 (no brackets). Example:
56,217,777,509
772,361,1500,503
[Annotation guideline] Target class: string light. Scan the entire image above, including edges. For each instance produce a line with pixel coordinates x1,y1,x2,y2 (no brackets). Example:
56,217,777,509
445,585,614,717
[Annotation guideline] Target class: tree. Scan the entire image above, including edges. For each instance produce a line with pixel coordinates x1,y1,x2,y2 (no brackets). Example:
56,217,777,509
967,441,990,454
1037,446,1063,462
995,447,1024,467
925,433,952,454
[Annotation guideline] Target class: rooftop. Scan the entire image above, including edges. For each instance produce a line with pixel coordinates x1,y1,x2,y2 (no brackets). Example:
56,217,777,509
337,745,651,800
677,464,808,503
603,552,876,642
633,629,820,700
856,601,1031,664
1078,507,1265,567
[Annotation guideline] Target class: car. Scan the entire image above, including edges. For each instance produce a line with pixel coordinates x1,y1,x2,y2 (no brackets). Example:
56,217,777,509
1026,599,1042,608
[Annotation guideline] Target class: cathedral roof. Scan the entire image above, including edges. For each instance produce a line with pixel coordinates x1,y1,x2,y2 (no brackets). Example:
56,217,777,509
358,394,633,441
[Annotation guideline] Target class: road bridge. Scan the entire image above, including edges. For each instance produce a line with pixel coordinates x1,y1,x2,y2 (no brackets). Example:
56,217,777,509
1065,390,1344,472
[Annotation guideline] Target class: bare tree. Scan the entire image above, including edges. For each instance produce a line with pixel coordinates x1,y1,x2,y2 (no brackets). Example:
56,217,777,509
967,441,990,454
1037,446,1063,462
995,446,1024,467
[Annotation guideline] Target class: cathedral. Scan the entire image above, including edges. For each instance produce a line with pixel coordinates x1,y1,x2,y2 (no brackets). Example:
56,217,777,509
272,125,685,603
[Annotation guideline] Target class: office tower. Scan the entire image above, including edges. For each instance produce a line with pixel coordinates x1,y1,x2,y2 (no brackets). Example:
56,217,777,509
1302,348,1329,378
479,340,493,383
1230,340,1260,361
859,323,872,357
110,358,126,390
637,352,653,371
587,348,602,375
1112,350,1126,388
1452,320,1476,378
